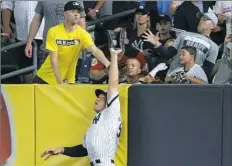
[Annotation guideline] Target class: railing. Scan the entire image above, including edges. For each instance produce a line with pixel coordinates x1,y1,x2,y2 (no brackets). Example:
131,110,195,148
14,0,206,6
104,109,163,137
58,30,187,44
1,40,37,80
87,8,136,27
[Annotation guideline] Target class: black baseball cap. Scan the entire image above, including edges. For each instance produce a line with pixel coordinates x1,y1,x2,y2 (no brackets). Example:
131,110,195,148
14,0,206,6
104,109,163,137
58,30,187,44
157,15,172,23
95,89,107,98
64,1,84,12
135,6,150,15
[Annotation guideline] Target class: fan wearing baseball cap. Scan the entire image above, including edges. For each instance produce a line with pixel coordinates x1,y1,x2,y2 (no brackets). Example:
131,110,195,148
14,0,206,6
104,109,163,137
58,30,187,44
34,1,110,84
196,8,218,35
142,8,219,81
64,1,84,12
135,5,150,16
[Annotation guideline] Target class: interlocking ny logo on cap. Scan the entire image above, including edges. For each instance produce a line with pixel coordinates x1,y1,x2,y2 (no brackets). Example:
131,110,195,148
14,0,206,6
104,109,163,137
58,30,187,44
73,2,79,6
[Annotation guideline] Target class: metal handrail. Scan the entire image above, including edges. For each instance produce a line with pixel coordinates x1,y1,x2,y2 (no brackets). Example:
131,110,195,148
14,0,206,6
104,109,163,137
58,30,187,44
1,40,37,80
87,8,136,27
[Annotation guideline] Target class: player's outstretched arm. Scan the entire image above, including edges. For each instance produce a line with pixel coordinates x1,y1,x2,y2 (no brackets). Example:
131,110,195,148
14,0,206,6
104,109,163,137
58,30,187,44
63,144,88,157
41,144,87,160
107,48,122,100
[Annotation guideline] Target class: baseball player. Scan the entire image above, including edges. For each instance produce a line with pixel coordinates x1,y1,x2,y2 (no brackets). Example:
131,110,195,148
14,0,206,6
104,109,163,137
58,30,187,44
41,48,123,166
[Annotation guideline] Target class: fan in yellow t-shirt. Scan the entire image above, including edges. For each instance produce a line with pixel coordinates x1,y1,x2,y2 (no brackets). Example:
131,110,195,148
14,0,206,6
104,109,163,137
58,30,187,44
33,1,110,84
36,23,92,84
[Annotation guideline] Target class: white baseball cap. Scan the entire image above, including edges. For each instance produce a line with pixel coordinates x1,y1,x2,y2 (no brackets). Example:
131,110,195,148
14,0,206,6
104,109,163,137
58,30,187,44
197,8,218,25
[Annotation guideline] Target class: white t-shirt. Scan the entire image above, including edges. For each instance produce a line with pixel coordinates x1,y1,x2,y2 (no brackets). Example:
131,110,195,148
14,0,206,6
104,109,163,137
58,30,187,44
168,64,208,83
214,1,232,35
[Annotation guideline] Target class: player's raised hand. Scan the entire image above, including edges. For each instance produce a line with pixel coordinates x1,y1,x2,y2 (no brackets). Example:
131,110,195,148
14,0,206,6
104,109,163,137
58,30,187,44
109,48,122,56
41,147,64,160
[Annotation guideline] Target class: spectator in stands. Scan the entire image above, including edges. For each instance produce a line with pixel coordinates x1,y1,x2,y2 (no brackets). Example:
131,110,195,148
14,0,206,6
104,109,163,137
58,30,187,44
169,1,183,15
1,1,45,82
173,1,226,45
139,1,159,29
32,1,110,85
142,9,219,79
213,36,232,84
83,1,104,21
173,1,215,32
120,58,143,84
115,6,155,73
139,15,176,83
1,1,44,43
148,15,176,71
139,63,168,84
165,46,208,84
157,1,173,18
124,6,154,56
1,1,16,46
214,1,232,40
85,1,113,46
112,1,139,28
24,0,86,68
89,46,123,84
89,45,146,84
113,1,138,14
1,1,16,41
140,1,172,19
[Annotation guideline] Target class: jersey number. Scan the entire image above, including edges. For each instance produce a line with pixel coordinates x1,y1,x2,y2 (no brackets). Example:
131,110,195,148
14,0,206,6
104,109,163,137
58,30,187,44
92,113,102,124
117,123,122,138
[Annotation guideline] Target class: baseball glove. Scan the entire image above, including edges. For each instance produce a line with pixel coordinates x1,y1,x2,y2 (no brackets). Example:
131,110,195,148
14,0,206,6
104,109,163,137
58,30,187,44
171,71,189,84
107,28,127,52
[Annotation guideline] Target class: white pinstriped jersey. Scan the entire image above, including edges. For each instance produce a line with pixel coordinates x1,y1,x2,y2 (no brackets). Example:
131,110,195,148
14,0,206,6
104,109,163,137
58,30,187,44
83,92,122,166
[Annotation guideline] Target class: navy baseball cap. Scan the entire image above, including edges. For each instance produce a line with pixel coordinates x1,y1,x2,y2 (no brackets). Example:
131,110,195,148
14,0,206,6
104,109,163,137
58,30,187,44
95,89,107,98
64,1,84,12
135,6,150,15
157,15,172,23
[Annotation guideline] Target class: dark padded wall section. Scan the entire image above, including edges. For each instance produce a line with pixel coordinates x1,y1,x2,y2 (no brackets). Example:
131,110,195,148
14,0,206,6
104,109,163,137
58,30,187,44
128,85,223,166
222,86,232,166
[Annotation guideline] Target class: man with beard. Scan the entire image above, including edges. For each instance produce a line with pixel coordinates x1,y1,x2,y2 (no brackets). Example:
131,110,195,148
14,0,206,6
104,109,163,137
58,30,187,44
32,1,110,84
142,8,219,79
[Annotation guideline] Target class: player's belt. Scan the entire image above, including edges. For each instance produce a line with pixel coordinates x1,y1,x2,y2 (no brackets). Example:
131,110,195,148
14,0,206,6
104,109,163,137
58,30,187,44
90,159,114,166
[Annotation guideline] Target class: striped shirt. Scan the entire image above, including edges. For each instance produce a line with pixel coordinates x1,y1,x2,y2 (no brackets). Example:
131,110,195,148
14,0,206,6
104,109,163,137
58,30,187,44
83,92,121,166
1,1,44,41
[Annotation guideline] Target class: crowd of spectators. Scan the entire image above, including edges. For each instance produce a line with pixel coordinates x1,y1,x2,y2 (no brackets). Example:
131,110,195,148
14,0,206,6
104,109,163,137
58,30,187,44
1,1,232,85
